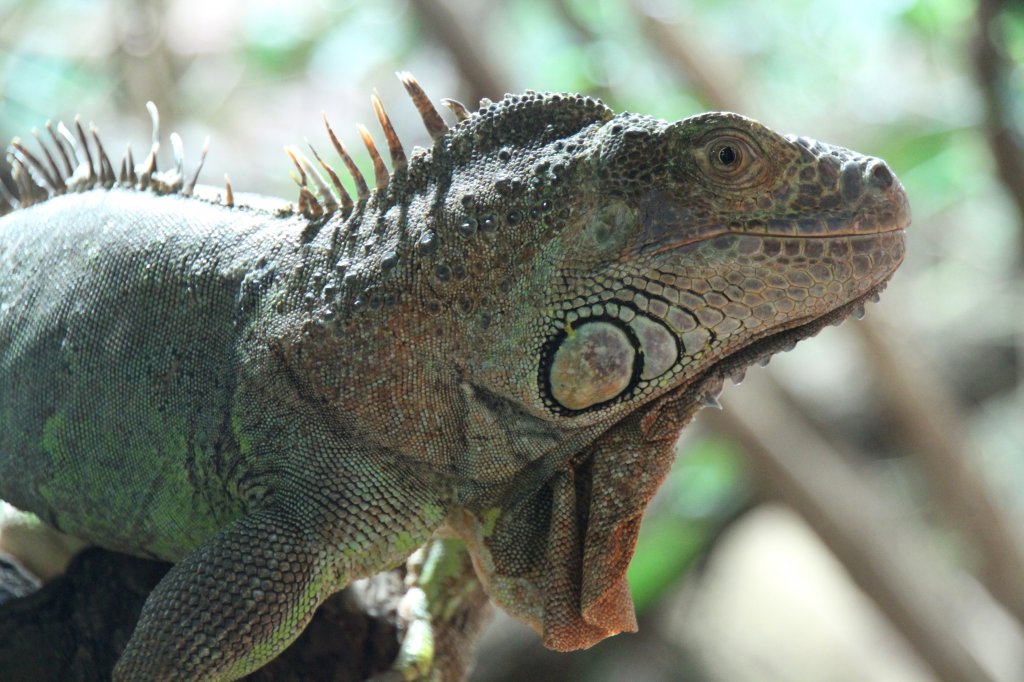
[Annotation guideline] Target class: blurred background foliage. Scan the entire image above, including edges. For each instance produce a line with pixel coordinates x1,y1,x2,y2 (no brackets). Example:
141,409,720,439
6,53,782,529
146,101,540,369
2,0,1023,680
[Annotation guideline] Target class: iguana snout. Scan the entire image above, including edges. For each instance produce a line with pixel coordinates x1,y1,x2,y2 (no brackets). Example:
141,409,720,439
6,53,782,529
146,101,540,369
629,113,910,252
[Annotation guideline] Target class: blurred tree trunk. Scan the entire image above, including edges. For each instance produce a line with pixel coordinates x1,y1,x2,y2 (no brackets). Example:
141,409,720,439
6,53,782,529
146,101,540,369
973,0,1024,268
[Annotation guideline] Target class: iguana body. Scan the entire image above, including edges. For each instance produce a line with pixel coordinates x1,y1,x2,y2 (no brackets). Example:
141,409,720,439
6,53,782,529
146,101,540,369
0,75,908,680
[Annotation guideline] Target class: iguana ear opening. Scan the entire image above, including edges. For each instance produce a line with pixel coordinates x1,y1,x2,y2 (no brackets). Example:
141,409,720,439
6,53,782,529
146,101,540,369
450,409,676,650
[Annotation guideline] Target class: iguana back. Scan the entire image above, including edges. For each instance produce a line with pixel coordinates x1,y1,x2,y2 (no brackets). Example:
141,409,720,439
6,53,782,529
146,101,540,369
0,190,300,559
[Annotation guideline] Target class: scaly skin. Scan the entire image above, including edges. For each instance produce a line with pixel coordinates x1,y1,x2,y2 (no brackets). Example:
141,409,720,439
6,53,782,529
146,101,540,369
0,78,908,680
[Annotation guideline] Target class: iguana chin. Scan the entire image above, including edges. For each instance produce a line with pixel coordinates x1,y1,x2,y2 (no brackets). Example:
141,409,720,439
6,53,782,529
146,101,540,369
0,73,908,680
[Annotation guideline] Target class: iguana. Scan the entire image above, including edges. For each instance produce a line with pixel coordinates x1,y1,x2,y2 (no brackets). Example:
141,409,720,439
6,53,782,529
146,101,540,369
0,73,909,680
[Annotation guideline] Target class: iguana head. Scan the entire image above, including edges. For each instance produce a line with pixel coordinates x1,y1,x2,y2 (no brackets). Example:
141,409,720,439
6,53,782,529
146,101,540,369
452,100,908,428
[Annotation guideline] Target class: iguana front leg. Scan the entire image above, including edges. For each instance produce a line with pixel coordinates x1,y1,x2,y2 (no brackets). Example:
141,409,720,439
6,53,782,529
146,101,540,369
114,442,450,680
114,503,333,680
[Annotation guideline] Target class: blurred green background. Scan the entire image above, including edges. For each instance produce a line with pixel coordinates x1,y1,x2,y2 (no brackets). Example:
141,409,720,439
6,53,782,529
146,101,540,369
2,1,1023,680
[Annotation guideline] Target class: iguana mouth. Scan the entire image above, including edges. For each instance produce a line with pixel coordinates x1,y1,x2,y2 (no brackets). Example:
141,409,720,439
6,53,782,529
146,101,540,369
641,201,911,257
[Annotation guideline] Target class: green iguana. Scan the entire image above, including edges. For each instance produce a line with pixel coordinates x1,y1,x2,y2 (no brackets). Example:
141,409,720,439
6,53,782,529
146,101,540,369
0,73,909,680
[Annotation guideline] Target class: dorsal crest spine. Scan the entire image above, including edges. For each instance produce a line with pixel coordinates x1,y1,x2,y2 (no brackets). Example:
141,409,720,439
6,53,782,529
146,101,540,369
1,73,613,227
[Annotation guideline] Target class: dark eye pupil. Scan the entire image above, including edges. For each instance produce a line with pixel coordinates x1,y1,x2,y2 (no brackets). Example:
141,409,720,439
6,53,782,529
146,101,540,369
718,145,738,166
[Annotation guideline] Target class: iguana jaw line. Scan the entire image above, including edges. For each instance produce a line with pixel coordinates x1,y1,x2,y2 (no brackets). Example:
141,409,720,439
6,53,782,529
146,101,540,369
677,273,899,414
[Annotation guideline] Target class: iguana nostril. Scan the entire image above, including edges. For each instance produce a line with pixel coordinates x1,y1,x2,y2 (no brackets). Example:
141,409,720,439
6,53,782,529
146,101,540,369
869,161,893,190
841,162,863,202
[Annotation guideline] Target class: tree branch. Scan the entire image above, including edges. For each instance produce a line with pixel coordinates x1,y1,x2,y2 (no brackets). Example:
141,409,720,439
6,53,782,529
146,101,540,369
705,372,1023,682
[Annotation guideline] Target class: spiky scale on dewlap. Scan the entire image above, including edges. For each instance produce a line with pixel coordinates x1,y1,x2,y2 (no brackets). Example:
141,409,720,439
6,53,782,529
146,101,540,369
0,72,909,679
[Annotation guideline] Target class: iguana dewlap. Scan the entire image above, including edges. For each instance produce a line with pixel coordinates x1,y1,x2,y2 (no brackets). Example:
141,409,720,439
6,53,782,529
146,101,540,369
0,74,908,680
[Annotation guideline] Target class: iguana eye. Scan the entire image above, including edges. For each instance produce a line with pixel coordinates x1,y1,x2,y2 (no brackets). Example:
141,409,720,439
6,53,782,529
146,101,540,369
698,131,764,187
